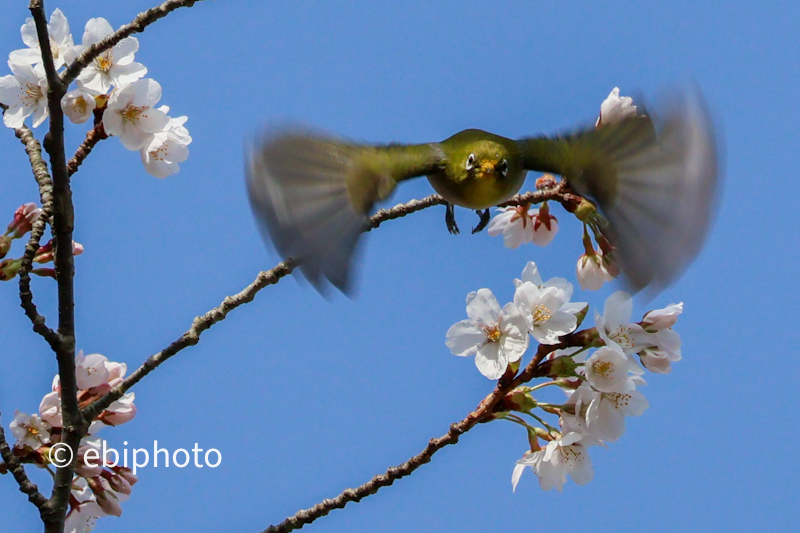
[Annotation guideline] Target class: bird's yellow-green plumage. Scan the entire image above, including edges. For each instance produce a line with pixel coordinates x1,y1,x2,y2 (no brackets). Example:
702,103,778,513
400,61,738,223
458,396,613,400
247,89,718,294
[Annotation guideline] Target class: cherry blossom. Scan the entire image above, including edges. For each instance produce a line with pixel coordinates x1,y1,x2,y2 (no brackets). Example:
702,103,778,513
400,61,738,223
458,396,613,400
104,79,169,150
0,62,48,129
75,18,147,94
61,85,99,124
9,411,50,449
584,345,637,393
446,288,529,379
9,8,75,69
488,203,558,249
576,248,613,291
596,87,638,127
140,108,192,178
513,282,581,345
512,432,594,492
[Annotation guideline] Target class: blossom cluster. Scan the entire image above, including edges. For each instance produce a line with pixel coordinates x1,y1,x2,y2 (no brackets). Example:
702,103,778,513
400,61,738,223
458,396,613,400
0,202,83,281
487,88,642,291
446,261,682,492
8,352,137,532
0,9,191,178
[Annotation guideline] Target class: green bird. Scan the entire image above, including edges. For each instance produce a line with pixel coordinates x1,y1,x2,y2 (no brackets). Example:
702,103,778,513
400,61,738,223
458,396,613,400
247,89,718,294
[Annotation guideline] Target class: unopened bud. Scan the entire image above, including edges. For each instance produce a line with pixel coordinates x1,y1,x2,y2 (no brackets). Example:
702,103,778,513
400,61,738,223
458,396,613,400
88,477,123,517
111,466,138,486
6,203,41,238
500,387,537,413
31,268,56,279
535,174,557,190
538,355,579,378
573,199,597,223
33,240,84,263
0,258,22,281
0,236,11,258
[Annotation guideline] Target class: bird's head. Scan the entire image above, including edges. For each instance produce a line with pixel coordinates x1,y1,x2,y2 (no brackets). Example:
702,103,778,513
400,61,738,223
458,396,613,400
457,139,511,181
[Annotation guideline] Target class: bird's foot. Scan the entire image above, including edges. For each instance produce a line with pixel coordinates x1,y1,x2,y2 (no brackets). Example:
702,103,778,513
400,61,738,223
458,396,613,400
471,208,491,234
446,203,460,235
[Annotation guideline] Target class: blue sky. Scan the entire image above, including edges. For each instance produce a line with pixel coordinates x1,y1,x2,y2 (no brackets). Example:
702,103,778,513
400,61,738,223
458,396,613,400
1,1,799,531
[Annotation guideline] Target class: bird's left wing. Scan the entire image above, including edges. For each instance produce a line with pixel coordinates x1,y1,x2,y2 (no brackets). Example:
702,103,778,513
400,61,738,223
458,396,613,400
247,129,444,294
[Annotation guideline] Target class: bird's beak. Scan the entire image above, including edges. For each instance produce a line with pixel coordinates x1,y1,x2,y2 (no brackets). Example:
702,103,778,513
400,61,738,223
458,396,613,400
477,161,496,178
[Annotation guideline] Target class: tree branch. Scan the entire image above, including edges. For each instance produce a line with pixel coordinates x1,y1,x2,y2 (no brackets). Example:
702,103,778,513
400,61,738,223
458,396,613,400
60,0,206,87
30,1,83,529
261,335,592,533
7,117,60,351
67,123,107,177
0,411,49,510
83,185,569,420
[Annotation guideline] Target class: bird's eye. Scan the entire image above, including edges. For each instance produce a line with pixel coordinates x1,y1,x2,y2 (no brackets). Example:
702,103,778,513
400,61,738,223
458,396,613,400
466,153,476,171
499,159,508,177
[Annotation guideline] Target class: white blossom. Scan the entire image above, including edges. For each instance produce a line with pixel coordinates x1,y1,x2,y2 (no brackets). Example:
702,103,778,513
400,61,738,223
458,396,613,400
596,291,652,369
10,411,50,449
75,18,146,93
563,382,648,442
596,87,638,127
639,347,681,374
65,501,105,533
140,107,191,178
584,345,637,393
513,282,582,345
61,85,98,124
39,390,63,427
488,204,558,248
75,351,111,390
512,432,594,492
446,288,529,379
488,206,535,249
9,8,75,69
642,302,683,332
0,62,48,129
576,250,613,291
103,79,168,150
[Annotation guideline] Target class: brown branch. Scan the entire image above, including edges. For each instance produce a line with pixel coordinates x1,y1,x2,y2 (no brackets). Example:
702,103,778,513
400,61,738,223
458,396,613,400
0,411,49,510
30,2,83,530
67,123,107,177
8,119,60,351
83,185,570,419
61,0,206,87
261,335,592,533
82,259,297,420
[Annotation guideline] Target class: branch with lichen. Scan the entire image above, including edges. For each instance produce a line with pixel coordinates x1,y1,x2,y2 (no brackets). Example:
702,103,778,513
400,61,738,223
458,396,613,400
61,0,206,87
84,184,570,420
260,329,594,533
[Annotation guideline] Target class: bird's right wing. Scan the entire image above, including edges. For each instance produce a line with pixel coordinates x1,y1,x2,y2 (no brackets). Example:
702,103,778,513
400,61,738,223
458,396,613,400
517,89,720,295
247,129,444,294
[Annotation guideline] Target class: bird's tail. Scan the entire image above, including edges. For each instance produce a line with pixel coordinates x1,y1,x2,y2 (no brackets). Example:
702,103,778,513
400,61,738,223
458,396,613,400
567,89,720,294
246,129,395,293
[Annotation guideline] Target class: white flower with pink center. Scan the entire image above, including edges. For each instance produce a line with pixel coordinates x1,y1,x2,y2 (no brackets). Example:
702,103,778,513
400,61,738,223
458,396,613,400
75,17,147,94
9,410,51,449
9,8,75,69
513,282,579,345
0,62,48,129
512,432,594,492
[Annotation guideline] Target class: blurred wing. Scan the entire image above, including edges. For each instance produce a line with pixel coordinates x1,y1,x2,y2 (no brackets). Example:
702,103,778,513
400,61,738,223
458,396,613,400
246,128,443,294
517,88,720,294
596,90,720,294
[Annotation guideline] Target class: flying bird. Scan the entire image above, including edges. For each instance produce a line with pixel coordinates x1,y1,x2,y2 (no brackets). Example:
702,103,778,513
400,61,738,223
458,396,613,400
247,89,719,295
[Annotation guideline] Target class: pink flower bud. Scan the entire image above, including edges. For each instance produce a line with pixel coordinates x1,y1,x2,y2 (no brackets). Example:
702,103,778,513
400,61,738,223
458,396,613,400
6,203,41,238
103,471,132,495
641,303,684,332
33,239,84,264
111,466,139,486
88,477,123,517
76,447,104,477
100,402,137,426
535,174,557,190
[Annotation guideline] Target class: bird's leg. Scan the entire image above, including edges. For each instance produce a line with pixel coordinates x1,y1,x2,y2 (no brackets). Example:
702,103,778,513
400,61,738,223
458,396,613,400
471,208,491,234
445,203,460,235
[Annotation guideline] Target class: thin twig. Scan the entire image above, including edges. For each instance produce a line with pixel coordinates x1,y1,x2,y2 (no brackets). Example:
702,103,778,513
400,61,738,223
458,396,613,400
261,335,592,533
8,119,60,351
83,185,569,419
67,123,107,177
0,411,49,509
61,0,205,87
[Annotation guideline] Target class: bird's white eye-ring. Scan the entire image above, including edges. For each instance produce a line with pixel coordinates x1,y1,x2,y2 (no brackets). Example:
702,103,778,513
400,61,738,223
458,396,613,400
499,159,508,177
466,153,476,171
